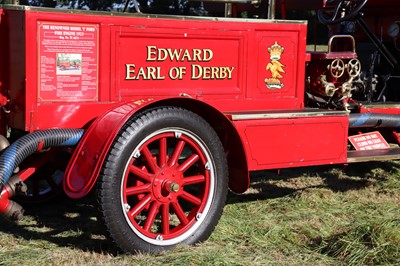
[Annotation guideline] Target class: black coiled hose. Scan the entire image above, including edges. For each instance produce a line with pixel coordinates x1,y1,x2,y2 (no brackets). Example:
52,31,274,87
0,129,84,190
349,113,400,128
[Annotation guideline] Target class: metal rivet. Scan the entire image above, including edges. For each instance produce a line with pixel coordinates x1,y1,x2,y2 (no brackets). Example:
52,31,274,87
133,150,141,158
156,235,163,241
174,132,182,139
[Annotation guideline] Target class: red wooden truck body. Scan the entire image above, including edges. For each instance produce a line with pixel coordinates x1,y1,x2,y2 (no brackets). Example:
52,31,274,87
0,0,399,253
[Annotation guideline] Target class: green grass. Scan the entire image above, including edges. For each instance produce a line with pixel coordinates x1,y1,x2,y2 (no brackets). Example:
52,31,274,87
0,161,399,265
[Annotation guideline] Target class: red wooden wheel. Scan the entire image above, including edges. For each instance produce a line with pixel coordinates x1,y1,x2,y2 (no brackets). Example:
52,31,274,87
122,130,213,243
97,107,228,253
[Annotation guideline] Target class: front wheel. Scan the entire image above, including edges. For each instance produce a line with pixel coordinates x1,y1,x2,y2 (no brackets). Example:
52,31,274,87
97,107,228,253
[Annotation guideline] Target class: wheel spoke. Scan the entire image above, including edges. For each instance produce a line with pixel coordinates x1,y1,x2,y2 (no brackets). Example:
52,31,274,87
180,191,202,206
171,202,189,226
177,154,199,172
126,183,152,196
168,140,185,167
129,194,152,218
182,175,205,186
129,165,153,183
143,202,159,232
142,146,159,174
158,137,167,168
161,203,170,235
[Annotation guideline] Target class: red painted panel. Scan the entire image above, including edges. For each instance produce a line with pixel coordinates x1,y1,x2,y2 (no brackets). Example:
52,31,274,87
2,7,307,131
234,115,348,170
5,9,26,130
112,27,244,100
253,32,298,97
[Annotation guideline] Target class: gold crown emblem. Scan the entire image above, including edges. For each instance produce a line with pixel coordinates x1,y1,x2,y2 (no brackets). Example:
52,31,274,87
268,41,284,60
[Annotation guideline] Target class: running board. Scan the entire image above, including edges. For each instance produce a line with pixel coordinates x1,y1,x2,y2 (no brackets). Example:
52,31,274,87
347,148,400,163
227,109,348,121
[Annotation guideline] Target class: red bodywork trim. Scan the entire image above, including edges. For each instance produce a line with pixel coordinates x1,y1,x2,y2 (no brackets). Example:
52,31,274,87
231,111,349,170
63,99,155,199
360,105,400,115
0,185,11,213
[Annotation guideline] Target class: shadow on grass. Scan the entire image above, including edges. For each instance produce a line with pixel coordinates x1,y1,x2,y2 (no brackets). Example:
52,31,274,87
227,161,399,204
0,194,119,255
0,161,398,255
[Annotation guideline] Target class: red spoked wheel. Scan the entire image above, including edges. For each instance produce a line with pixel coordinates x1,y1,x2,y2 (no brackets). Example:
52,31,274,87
97,107,228,253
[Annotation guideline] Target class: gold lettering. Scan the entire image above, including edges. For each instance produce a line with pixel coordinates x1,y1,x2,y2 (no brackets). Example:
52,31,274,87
211,67,219,79
147,46,157,61
203,49,213,61
167,48,182,61
202,67,211,80
125,64,136,79
191,64,202,80
146,46,214,62
136,67,148,80
226,67,234,79
191,65,234,80
147,67,157,80
181,50,192,61
192,49,202,61
158,48,169,61
169,66,186,80
153,67,165,80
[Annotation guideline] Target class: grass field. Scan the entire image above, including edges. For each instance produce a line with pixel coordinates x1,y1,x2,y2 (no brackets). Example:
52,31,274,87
0,161,399,265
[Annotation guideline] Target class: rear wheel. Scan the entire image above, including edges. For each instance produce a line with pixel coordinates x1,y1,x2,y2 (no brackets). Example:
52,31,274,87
97,107,228,253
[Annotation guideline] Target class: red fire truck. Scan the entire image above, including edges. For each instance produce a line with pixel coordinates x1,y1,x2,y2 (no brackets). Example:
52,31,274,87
0,0,399,254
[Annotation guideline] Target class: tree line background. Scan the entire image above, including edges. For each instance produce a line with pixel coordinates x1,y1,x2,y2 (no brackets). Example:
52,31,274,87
0,0,326,44
9,0,208,16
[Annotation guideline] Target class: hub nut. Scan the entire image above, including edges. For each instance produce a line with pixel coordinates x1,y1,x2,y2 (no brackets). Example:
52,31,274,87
169,182,180,193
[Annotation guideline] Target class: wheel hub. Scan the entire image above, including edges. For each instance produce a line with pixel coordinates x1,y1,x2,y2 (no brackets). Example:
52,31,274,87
166,181,180,193
152,168,182,202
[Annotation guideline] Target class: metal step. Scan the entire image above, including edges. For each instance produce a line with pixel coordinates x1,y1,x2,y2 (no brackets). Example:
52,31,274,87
347,148,400,163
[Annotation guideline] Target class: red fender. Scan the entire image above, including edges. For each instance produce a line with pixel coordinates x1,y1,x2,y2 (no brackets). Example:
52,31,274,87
63,99,155,199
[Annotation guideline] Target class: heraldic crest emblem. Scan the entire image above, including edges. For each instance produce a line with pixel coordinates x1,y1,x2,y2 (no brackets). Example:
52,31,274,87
265,41,285,89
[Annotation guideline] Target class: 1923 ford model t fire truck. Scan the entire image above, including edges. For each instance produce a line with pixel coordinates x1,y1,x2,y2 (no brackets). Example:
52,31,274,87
0,0,399,254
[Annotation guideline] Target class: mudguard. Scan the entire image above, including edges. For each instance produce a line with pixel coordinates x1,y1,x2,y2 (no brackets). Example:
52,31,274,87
63,99,155,199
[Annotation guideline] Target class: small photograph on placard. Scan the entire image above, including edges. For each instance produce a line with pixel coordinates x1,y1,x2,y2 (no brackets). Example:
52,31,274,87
56,53,82,75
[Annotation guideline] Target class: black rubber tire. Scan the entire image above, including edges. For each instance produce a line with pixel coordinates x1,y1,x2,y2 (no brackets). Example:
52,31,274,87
97,107,228,254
